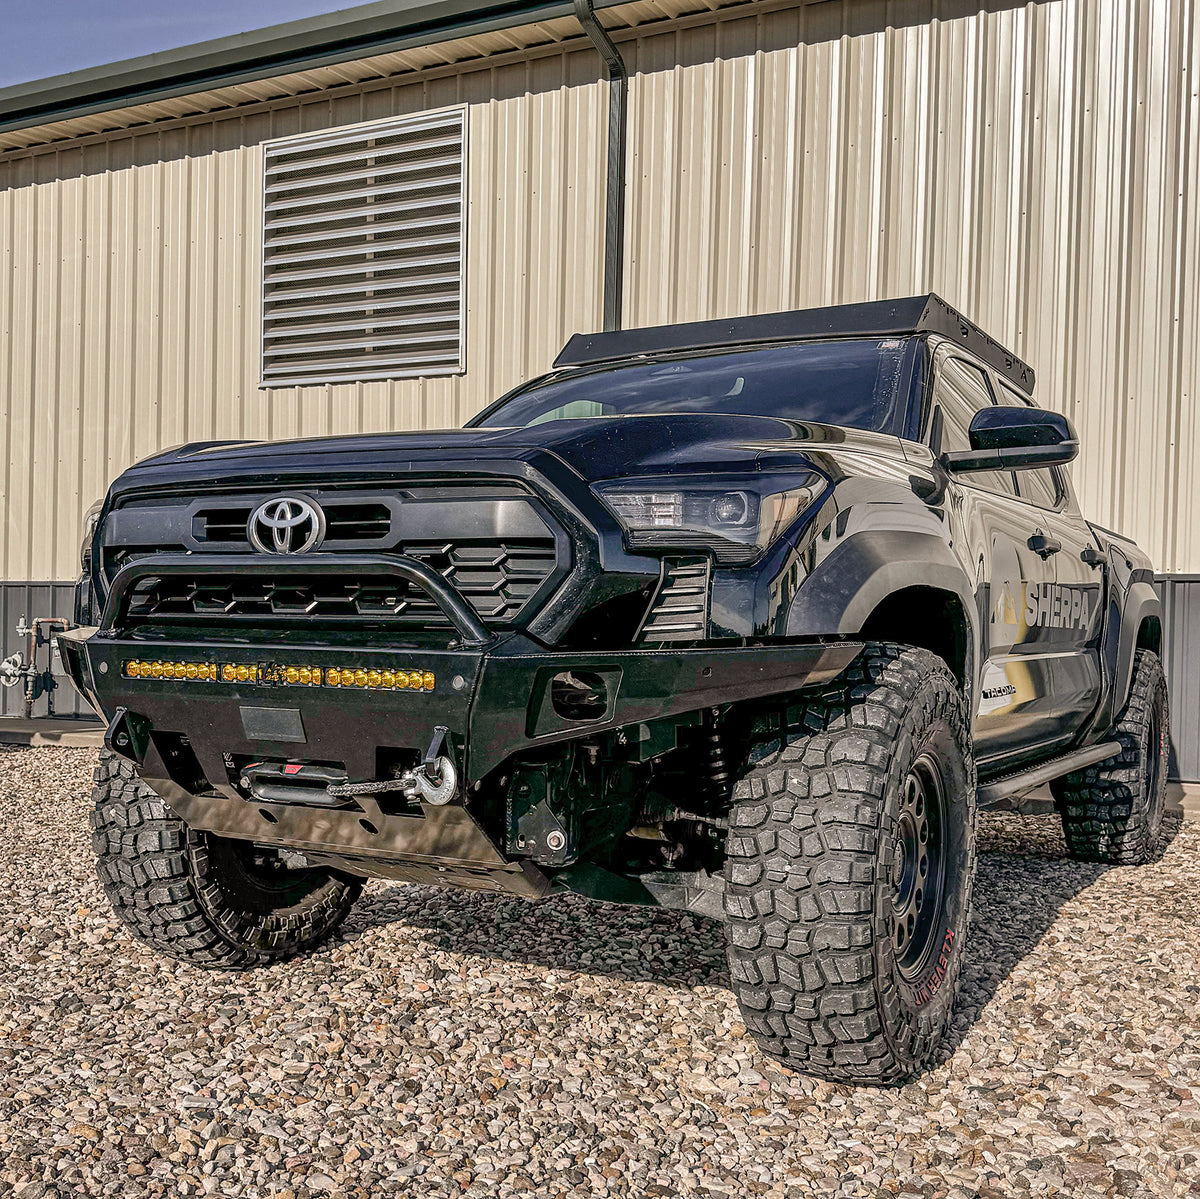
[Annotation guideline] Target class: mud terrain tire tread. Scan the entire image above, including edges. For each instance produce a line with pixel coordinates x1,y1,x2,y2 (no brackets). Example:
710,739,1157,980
1051,648,1169,865
91,750,362,967
723,644,976,1084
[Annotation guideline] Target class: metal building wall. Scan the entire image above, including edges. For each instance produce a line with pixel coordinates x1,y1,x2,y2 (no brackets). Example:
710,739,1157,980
623,0,1200,579
1160,577,1200,782
0,48,608,582
0,0,1196,582
0,0,1198,760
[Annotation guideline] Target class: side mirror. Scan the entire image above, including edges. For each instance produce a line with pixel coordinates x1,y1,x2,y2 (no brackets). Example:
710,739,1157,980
942,407,1079,472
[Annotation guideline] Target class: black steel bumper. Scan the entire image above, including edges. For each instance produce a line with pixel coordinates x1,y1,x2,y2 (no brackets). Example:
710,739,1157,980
61,626,859,778
58,551,862,893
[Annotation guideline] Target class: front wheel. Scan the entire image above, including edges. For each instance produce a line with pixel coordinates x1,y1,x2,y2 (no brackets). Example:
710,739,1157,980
91,751,363,967
723,644,976,1084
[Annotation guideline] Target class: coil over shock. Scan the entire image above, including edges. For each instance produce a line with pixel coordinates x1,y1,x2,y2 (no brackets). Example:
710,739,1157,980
701,708,733,810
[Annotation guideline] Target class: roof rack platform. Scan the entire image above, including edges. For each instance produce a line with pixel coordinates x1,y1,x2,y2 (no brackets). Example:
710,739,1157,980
554,294,1035,394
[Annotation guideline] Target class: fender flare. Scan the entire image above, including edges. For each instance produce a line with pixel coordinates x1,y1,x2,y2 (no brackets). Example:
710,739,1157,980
1110,579,1161,716
785,529,979,690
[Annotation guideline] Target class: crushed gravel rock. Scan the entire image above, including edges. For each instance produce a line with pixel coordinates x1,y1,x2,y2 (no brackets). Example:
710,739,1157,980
1,745,1198,1199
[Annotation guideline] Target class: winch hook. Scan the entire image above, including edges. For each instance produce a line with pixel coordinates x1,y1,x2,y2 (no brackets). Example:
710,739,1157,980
415,725,457,805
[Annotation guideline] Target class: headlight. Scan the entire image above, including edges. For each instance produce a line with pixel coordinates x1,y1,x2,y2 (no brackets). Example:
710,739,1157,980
79,500,104,571
594,478,822,563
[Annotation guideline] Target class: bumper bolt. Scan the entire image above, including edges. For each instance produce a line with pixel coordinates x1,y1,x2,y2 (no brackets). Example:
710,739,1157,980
546,830,566,852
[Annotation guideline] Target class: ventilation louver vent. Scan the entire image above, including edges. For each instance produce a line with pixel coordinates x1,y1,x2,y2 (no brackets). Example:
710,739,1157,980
640,558,711,643
261,108,465,387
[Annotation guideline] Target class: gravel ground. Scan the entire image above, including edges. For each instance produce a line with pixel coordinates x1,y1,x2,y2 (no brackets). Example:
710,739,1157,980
1,746,1199,1199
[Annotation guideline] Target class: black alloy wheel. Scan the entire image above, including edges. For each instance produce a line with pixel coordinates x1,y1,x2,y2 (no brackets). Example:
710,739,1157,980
891,753,948,981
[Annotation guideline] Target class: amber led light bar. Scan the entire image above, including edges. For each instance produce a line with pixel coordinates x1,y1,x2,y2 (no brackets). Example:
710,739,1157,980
124,660,218,681
123,660,435,691
325,667,434,691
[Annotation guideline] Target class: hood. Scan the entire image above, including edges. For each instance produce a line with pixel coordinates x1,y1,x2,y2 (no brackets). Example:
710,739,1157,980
109,413,903,498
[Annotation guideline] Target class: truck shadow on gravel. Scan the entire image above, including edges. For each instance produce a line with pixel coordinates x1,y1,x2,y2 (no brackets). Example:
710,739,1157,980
341,812,1184,1050
930,809,1184,1065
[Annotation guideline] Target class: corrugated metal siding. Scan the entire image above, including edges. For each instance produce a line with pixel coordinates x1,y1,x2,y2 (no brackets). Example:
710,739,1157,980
1160,576,1200,783
0,51,607,580
0,582,91,718
0,0,1197,588
624,0,1200,578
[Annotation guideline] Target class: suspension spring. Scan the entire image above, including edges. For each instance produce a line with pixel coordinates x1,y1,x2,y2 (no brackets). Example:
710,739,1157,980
703,708,733,809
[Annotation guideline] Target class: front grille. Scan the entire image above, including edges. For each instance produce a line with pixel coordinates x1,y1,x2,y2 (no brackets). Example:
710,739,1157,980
100,481,572,633
194,501,392,545
640,558,711,643
122,541,558,627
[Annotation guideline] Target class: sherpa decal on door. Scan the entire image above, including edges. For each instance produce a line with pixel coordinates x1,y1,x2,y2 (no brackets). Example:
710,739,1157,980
991,579,1095,634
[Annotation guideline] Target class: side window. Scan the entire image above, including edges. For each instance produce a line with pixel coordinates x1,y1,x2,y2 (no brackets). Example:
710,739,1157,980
995,381,1063,509
933,357,1016,496
528,399,607,425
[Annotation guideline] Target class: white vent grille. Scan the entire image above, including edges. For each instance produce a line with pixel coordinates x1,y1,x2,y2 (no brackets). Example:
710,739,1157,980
261,109,466,387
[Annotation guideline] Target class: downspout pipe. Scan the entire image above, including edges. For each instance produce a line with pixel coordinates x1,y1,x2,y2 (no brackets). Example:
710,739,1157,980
574,0,628,332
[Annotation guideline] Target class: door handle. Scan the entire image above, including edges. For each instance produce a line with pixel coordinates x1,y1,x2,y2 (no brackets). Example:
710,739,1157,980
1080,545,1106,569
1028,533,1062,559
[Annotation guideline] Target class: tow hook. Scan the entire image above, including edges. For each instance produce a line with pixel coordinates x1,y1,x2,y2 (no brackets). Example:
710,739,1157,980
104,706,151,764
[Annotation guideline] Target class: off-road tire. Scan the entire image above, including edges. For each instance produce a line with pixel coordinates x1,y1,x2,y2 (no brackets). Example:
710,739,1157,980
91,750,363,967
724,644,976,1084
1051,649,1170,865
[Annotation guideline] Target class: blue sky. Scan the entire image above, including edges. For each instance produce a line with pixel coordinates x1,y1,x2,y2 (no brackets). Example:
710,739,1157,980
1,1,346,88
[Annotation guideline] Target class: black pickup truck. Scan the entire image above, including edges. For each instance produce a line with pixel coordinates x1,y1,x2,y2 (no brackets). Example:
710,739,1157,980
61,294,1169,1083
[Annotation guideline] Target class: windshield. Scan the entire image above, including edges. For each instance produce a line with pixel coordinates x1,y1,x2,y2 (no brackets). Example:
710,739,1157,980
474,337,915,432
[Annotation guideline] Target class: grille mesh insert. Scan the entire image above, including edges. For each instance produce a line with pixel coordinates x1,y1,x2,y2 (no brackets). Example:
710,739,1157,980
122,542,557,627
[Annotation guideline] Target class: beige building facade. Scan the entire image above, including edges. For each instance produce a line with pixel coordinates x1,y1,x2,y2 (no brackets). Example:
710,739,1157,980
0,0,1198,764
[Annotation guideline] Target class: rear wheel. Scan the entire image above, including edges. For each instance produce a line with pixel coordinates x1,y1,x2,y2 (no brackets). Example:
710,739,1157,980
1051,648,1170,865
91,750,362,967
723,644,976,1084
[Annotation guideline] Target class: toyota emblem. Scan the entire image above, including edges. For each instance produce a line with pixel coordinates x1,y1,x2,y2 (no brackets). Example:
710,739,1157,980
247,497,326,554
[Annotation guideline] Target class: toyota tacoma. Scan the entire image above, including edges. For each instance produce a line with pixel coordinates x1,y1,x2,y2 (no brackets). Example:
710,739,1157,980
61,294,1169,1083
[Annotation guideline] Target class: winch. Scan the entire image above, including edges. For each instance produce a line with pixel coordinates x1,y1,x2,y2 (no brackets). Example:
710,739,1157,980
235,727,460,809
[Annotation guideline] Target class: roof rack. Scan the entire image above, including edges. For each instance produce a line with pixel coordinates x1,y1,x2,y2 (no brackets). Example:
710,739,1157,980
553,294,1035,394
